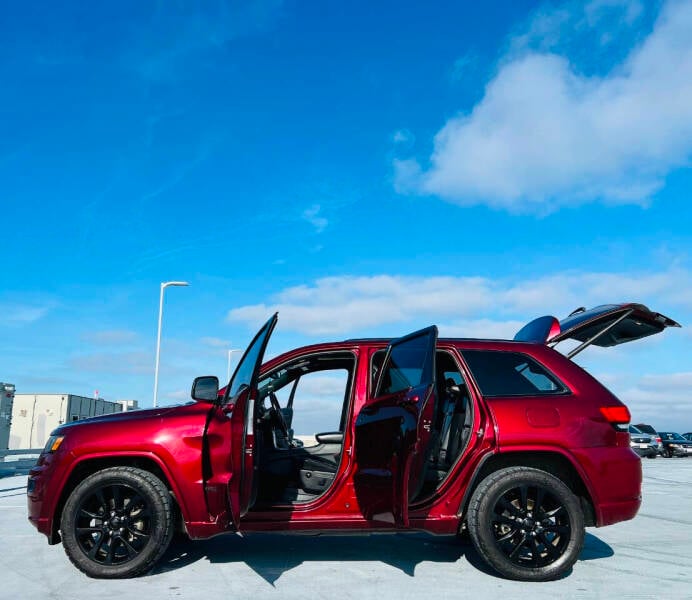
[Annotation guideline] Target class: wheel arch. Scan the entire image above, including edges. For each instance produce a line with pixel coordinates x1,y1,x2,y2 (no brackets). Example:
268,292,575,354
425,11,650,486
457,450,596,527
50,453,187,544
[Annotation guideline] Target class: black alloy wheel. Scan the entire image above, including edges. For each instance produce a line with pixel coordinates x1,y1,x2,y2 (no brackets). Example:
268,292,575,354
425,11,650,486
467,467,584,581
60,467,174,578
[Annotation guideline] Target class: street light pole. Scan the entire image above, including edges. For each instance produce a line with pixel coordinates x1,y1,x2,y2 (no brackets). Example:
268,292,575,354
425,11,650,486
153,281,189,408
227,348,242,383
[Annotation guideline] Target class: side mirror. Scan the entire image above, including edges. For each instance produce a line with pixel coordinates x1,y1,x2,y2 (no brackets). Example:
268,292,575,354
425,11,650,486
191,375,219,402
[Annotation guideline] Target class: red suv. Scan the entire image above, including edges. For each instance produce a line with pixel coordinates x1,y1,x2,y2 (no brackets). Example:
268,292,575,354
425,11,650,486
27,303,679,581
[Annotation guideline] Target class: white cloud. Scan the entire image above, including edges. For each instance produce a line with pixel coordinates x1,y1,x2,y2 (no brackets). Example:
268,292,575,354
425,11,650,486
512,0,645,53
439,319,526,340
584,0,644,29
81,329,138,345
69,352,153,375
449,52,478,82
166,388,193,401
127,0,284,83
302,204,328,233
597,370,692,430
637,371,692,392
0,304,49,326
227,268,691,336
397,0,692,211
392,129,415,146
200,336,231,348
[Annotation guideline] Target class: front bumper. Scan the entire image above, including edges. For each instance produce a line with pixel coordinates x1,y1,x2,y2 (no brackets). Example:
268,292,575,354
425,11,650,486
27,453,63,543
665,445,691,457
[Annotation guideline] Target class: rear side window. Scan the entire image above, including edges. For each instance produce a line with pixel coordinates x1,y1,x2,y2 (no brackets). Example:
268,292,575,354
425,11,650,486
461,350,567,397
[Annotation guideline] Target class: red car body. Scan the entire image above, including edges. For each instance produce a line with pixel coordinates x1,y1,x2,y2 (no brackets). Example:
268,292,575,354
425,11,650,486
27,303,679,580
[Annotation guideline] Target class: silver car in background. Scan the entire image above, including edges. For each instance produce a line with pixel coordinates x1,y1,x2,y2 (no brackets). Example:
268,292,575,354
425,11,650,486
629,425,659,458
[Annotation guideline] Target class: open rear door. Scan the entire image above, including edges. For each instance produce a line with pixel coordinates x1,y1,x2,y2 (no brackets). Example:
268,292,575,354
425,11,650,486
515,303,680,358
354,326,437,527
202,314,277,531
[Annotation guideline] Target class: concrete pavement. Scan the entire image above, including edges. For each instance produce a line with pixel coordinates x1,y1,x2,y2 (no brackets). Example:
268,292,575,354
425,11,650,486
2,458,690,599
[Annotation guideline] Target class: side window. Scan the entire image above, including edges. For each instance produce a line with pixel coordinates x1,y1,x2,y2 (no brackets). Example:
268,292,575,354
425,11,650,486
461,350,567,397
371,348,465,391
258,351,355,439
375,329,436,396
280,369,350,435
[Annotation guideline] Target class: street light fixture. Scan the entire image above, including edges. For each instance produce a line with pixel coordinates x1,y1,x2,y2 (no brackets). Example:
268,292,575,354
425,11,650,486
153,281,189,408
227,348,243,383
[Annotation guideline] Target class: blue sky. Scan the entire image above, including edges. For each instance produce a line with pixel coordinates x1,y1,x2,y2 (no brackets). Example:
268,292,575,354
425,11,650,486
1,0,691,430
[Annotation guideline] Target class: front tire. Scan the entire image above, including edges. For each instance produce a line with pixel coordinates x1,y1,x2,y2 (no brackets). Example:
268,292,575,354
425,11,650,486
60,466,174,578
467,466,585,581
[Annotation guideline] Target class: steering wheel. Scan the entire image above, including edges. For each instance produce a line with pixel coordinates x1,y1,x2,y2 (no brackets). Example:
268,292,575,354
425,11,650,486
268,391,290,438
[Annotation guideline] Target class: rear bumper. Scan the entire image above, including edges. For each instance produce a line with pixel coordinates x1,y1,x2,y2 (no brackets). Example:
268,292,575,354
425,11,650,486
573,446,642,527
597,497,641,527
631,446,657,458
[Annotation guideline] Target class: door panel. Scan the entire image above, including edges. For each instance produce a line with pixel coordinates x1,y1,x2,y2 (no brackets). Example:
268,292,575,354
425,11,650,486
354,326,437,527
202,314,277,530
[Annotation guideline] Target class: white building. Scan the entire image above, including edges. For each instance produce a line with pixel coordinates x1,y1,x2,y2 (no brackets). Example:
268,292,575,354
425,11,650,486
9,394,123,450
0,383,15,450
117,399,139,411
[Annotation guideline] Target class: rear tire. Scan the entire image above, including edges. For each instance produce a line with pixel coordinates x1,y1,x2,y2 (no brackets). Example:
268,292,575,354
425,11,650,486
60,466,174,578
467,466,584,581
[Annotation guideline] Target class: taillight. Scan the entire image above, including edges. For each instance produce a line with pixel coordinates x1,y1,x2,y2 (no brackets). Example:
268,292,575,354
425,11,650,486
600,406,631,447
600,406,631,424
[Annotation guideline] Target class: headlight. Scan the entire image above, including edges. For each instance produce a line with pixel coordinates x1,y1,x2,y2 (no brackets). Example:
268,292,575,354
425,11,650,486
43,435,65,453
669,443,680,448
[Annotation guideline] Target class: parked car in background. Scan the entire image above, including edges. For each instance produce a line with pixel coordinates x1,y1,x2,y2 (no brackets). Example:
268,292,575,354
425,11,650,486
657,432,692,457
27,302,680,582
682,433,692,441
628,425,658,458
634,423,663,454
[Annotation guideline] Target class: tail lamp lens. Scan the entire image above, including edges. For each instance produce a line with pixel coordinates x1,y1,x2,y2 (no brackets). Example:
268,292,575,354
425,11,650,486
600,406,631,425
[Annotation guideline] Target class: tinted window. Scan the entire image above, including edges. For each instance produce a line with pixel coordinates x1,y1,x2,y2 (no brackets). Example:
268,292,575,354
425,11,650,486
372,349,466,391
462,350,567,397
226,315,276,402
377,328,435,396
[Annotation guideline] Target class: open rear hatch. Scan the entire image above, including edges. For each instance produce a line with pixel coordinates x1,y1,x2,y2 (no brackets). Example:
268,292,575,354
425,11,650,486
514,303,681,358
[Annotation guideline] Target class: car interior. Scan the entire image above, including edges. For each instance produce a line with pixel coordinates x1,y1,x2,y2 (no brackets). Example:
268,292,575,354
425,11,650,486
251,348,474,508
411,350,475,498
252,351,355,507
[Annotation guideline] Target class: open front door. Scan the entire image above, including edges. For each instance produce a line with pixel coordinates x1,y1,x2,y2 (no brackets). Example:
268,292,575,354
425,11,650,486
354,326,437,527
202,313,277,531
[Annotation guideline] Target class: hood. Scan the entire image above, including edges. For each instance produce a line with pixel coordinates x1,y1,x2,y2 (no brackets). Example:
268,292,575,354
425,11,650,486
52,403,190,435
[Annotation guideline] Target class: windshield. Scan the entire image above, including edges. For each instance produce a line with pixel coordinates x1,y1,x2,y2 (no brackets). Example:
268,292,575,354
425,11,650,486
225,314,277,403
659,432,686,441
